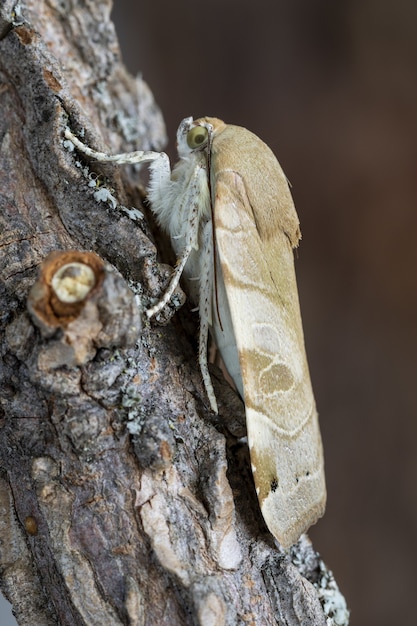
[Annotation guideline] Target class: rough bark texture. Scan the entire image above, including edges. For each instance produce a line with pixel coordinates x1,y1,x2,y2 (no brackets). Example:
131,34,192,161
0,2,349,625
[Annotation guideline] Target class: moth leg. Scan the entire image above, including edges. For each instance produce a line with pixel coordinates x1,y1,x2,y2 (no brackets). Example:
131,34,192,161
146,242,193,318
198,220,218,413
64,127,167,168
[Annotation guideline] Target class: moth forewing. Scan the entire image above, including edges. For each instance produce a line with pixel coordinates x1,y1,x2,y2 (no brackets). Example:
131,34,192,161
209,126,326,548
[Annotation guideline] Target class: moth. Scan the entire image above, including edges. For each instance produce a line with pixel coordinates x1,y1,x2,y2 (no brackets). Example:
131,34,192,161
65,116,326,548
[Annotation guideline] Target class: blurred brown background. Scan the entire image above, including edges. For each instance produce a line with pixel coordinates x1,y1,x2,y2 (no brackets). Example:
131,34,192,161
112,1,417,625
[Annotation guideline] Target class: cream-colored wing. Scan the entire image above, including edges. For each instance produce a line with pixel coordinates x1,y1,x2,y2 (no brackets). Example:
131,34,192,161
213,169,326,548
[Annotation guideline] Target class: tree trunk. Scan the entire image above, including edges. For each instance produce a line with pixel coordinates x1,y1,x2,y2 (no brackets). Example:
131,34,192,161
0,2,349,625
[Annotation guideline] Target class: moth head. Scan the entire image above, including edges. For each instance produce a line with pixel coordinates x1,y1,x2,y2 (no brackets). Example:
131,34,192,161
176,117,216,158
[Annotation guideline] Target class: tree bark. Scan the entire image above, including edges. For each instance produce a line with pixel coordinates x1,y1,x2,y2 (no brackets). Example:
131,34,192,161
0,2,349,625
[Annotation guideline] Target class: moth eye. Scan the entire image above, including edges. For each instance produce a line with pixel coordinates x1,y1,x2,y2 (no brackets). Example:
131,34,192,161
186,125,209,149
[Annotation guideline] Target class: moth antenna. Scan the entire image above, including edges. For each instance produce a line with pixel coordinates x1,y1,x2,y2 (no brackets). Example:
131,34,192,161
206,128,224,332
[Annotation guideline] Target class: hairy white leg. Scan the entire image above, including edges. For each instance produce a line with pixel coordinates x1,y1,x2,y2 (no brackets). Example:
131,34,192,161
198,220,217,413
64,127,166,167
145,242,193,318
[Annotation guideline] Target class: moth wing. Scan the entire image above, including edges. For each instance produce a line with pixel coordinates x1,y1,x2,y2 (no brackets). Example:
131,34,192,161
213,170,326,548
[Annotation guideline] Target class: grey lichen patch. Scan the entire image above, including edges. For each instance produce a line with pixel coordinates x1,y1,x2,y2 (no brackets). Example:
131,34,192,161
93,186,118,209
313,557,350,626
290,535,350,626
63,133,121,209
125,394,175,471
